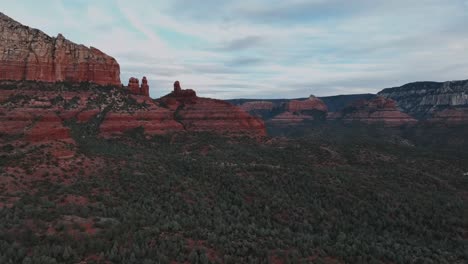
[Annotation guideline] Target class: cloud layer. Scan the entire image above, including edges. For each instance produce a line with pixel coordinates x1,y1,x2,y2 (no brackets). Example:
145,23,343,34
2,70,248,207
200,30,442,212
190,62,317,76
3,0,468,98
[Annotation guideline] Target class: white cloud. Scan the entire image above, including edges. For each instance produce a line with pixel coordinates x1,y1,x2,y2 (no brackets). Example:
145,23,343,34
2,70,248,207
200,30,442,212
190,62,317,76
2,0,468,99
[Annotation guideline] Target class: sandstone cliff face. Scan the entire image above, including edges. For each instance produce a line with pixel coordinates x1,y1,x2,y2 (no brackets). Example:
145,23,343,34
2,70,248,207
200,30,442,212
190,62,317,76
159,81,266,136
239,101,274,112
286,96,328,113
428,108,468,126
378,80,468,119
0,13,120,86
126,77,149,96
0,81,266,142
235,96,328,126
340,96,417,127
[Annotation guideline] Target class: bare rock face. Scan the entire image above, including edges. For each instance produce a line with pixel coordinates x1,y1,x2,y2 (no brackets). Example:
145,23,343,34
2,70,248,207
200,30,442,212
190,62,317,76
0,80,265,141
429,108,468,126
140,76,149,97
0,82,184,141
286,96,328,113
175,98,266,136
340,96,417,127
0,12,121,86
0,100,72,143
269,112,314,124
271,96,328,126
99,99,184,137
170,81,197,102
236,96,328,126
128,77,140,95
126,76,150,96
378,79,468,120
159,81,266,136
239,101,274,112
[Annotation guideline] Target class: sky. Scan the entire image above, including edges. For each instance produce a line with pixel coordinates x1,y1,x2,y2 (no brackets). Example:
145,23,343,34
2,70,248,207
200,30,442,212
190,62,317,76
2,0,468,99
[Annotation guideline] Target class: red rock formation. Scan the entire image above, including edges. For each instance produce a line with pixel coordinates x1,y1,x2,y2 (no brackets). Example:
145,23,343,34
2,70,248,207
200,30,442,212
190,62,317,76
340,96,417,126
127,76,150,96
99,98,184,137
0,108,72,142
141,76,149,97
176,98,266,136
239,101,274,112
286,96,328,113
266,96,328,126
25,113,71,142
238,96,328,125
429,108,468,126
170,81,197,102
159,81,266,136
174,81,182,93
128,77,140,95
1,79,266,141
269,112,314,124
0,12,120,86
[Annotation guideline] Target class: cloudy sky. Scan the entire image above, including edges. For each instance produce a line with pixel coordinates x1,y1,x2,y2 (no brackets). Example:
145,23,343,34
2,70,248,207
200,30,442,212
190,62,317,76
3,0,468,98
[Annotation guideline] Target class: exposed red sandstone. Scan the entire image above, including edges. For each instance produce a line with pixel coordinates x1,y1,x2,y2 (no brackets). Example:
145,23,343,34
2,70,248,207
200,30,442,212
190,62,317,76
128,77,140,95
429,108,468,126
269,112,315,124
168,81,197,103
1,80,266,141
126,76,150,96
286,96,328,113
0,12,120,86
176,98,266,136
268,96,328,125
141,76,149,97
0,108,72,142
239,101,274,112
237,96,329,127
340,96,417,127
0,12,265,139
99,99,184,137
158,81,266,136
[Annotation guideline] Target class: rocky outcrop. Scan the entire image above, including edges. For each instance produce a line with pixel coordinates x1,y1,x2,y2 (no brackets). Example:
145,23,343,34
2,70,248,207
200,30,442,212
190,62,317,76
175,98,266,135
171,81,197,103
320,94,376,112
340,96,417,127
428,108,468,126
128,77,140,95
239,101,274,112
286,96,328,113
0,105,72,142
378,80,468,119
0,80,265,141
99,97,184,137
140,77,149,97
159,81,266,136
0,82,177,142
235,96,328,126
269,112,315,124
0,12,120,86
126,77,149,96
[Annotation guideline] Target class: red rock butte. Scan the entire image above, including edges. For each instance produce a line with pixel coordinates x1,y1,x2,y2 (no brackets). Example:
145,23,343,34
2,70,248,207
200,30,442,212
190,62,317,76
0,12,121,86
340,96,417,127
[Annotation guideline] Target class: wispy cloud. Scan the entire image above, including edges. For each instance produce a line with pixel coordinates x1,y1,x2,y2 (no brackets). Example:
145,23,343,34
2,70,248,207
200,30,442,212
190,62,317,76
2,0,468,99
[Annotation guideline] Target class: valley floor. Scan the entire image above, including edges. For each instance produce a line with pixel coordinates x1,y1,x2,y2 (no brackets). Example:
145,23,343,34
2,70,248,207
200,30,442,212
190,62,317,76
0,125,467,263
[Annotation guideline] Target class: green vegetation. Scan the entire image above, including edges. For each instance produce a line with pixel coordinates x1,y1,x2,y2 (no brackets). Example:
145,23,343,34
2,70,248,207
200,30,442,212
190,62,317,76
0,125,467,263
